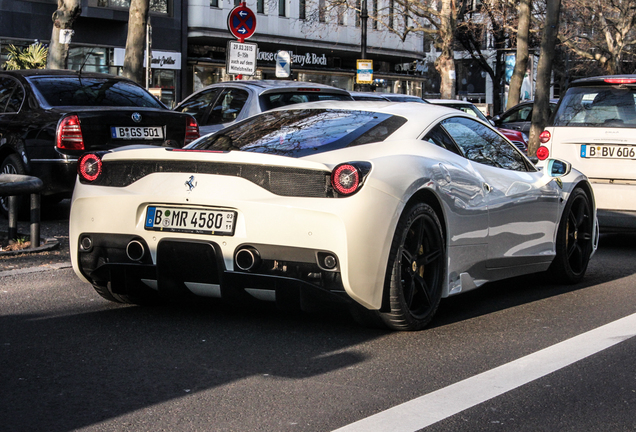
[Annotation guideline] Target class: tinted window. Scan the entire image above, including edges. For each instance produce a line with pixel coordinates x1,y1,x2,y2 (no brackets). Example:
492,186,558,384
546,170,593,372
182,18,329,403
553,86,636,127
206,88,249,125
259,91,351,111
441,117,528,171
501,105,532,122
187,109,407,157
0,77,24,113
423,125,462,156
176,88,220,123
28,76,164,108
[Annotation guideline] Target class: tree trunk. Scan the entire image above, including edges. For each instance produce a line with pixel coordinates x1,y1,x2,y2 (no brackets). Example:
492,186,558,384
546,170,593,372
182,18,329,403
528,0,561,156
123,0,150,85
435,0,457,99
46,0,81,70
507,0,531,110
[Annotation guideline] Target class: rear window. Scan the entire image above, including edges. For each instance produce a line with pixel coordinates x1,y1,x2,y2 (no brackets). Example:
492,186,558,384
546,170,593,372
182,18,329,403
187,109,406,157
553,85,636,127
28,76,165,108
259,91,351,111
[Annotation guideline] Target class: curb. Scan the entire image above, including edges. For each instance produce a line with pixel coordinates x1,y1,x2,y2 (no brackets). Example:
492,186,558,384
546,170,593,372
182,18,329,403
0,262,72,278
0,237,60,257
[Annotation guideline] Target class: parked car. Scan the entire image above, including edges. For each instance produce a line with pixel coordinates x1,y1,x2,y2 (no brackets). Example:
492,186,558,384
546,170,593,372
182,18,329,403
70,101,597,330
174,80,353,135
0,69,199,216
537,75,636,231
426,99,529,152
492,99,558,134
350,91,428,103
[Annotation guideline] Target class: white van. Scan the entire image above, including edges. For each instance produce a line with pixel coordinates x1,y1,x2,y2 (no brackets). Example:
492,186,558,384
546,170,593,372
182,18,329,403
538,75,636,231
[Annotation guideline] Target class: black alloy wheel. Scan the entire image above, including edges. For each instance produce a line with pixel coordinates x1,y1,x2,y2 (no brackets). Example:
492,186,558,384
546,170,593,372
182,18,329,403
548,187,594,284
380,202,446,331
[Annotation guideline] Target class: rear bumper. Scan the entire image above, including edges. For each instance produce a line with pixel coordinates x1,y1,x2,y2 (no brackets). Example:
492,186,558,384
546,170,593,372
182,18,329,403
589,181,636,231
78,235,350,309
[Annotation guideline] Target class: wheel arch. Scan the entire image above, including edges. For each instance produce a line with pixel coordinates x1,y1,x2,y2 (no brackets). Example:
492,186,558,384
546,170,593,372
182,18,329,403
379,186,447,312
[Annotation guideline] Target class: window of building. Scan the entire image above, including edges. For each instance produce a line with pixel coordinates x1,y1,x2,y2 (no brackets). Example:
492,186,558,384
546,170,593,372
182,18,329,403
279,0,286,16
337,5,345,25
355,0,360,27
96,0,169,14
210,0,218,6
299,0,306,19
319,0,326,22
388,0,394,29
234,0,241,6
257,0,264,13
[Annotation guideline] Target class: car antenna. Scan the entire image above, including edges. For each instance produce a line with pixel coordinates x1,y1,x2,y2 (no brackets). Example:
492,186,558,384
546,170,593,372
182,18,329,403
78,47,96,76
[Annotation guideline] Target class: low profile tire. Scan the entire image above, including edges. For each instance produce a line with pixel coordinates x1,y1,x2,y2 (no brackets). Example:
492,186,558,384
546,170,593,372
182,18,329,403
548,187,594,284
0,154,27,218
379,202,446,331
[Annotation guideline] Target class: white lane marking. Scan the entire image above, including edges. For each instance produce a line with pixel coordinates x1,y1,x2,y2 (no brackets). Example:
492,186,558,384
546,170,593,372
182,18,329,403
333,313,636,432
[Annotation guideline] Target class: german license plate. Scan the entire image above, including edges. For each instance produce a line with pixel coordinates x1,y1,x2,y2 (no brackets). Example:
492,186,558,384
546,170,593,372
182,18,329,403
145,206,236,235
581,144,636,159
111,126,164,140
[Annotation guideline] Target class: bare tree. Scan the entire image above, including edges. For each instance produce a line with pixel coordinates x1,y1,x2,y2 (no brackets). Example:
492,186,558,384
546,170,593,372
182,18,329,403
123,0,150,84
528,0,561,156
506,0,531,110
325,0,466,98
560,0,636,75
47,0,81,69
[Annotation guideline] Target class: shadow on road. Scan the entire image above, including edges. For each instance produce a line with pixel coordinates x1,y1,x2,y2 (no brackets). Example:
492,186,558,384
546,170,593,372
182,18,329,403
0,298,386,432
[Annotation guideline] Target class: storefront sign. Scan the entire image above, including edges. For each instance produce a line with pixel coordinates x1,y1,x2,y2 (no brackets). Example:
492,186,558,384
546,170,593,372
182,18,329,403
227,41,257,75
257,50,327,68
113,48,181,70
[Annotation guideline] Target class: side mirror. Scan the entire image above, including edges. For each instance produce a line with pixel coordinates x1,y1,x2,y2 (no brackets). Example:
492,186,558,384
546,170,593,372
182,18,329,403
547,158,571,177
492,115,501,122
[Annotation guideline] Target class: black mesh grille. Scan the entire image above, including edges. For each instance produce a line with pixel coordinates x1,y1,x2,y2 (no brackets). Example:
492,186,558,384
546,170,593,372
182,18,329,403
83,160,334,198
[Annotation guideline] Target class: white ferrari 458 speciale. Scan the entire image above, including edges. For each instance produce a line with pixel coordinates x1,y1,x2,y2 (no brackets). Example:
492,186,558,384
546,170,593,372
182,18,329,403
70,101,598,330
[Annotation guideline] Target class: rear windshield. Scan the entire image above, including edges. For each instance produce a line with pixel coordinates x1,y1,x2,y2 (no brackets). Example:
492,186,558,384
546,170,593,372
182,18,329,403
28,76,165,108
553,85,636,127
259,91,351,111
186,109,407,157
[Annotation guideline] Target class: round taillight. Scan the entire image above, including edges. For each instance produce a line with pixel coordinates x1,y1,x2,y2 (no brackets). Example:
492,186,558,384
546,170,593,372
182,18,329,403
539,130,551,144
78,153,103,182
536,146,550,161
331,163,360,196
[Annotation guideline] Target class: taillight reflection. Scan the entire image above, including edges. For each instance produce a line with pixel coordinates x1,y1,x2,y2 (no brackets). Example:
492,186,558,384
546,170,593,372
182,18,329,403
184,116,200,145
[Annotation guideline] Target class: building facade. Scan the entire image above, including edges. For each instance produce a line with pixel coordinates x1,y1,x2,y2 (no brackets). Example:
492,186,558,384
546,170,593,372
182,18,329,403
1,0,428,103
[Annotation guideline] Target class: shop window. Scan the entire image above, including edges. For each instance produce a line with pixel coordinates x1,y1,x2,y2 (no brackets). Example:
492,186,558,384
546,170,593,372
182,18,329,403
68,47,111,74
96,0,170,14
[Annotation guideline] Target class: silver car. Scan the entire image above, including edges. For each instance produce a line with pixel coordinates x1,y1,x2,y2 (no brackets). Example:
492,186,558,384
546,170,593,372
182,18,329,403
175,80,352,135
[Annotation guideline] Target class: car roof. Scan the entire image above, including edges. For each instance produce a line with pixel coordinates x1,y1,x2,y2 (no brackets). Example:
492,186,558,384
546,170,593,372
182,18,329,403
0,69,129,81
199,80,350,93
570,75,636,87
426,99,474,106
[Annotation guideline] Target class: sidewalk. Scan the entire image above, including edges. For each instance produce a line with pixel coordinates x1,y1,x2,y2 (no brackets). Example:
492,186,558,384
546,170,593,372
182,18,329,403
0,200,71,273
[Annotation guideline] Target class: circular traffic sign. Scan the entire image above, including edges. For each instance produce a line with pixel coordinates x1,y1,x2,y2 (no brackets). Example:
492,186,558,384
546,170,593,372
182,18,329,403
227,4,257,40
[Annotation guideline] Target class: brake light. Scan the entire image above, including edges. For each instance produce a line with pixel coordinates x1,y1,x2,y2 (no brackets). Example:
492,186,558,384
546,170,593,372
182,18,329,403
539,130,551,143
78,153,103,182
297,88,321,92
604,78,636,84
536,146,550,160
56,114,84,150
331,163,361,196
184,116,200,145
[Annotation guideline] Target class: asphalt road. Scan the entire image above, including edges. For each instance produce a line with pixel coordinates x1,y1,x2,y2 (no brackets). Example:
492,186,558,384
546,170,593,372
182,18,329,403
1,207,636,431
